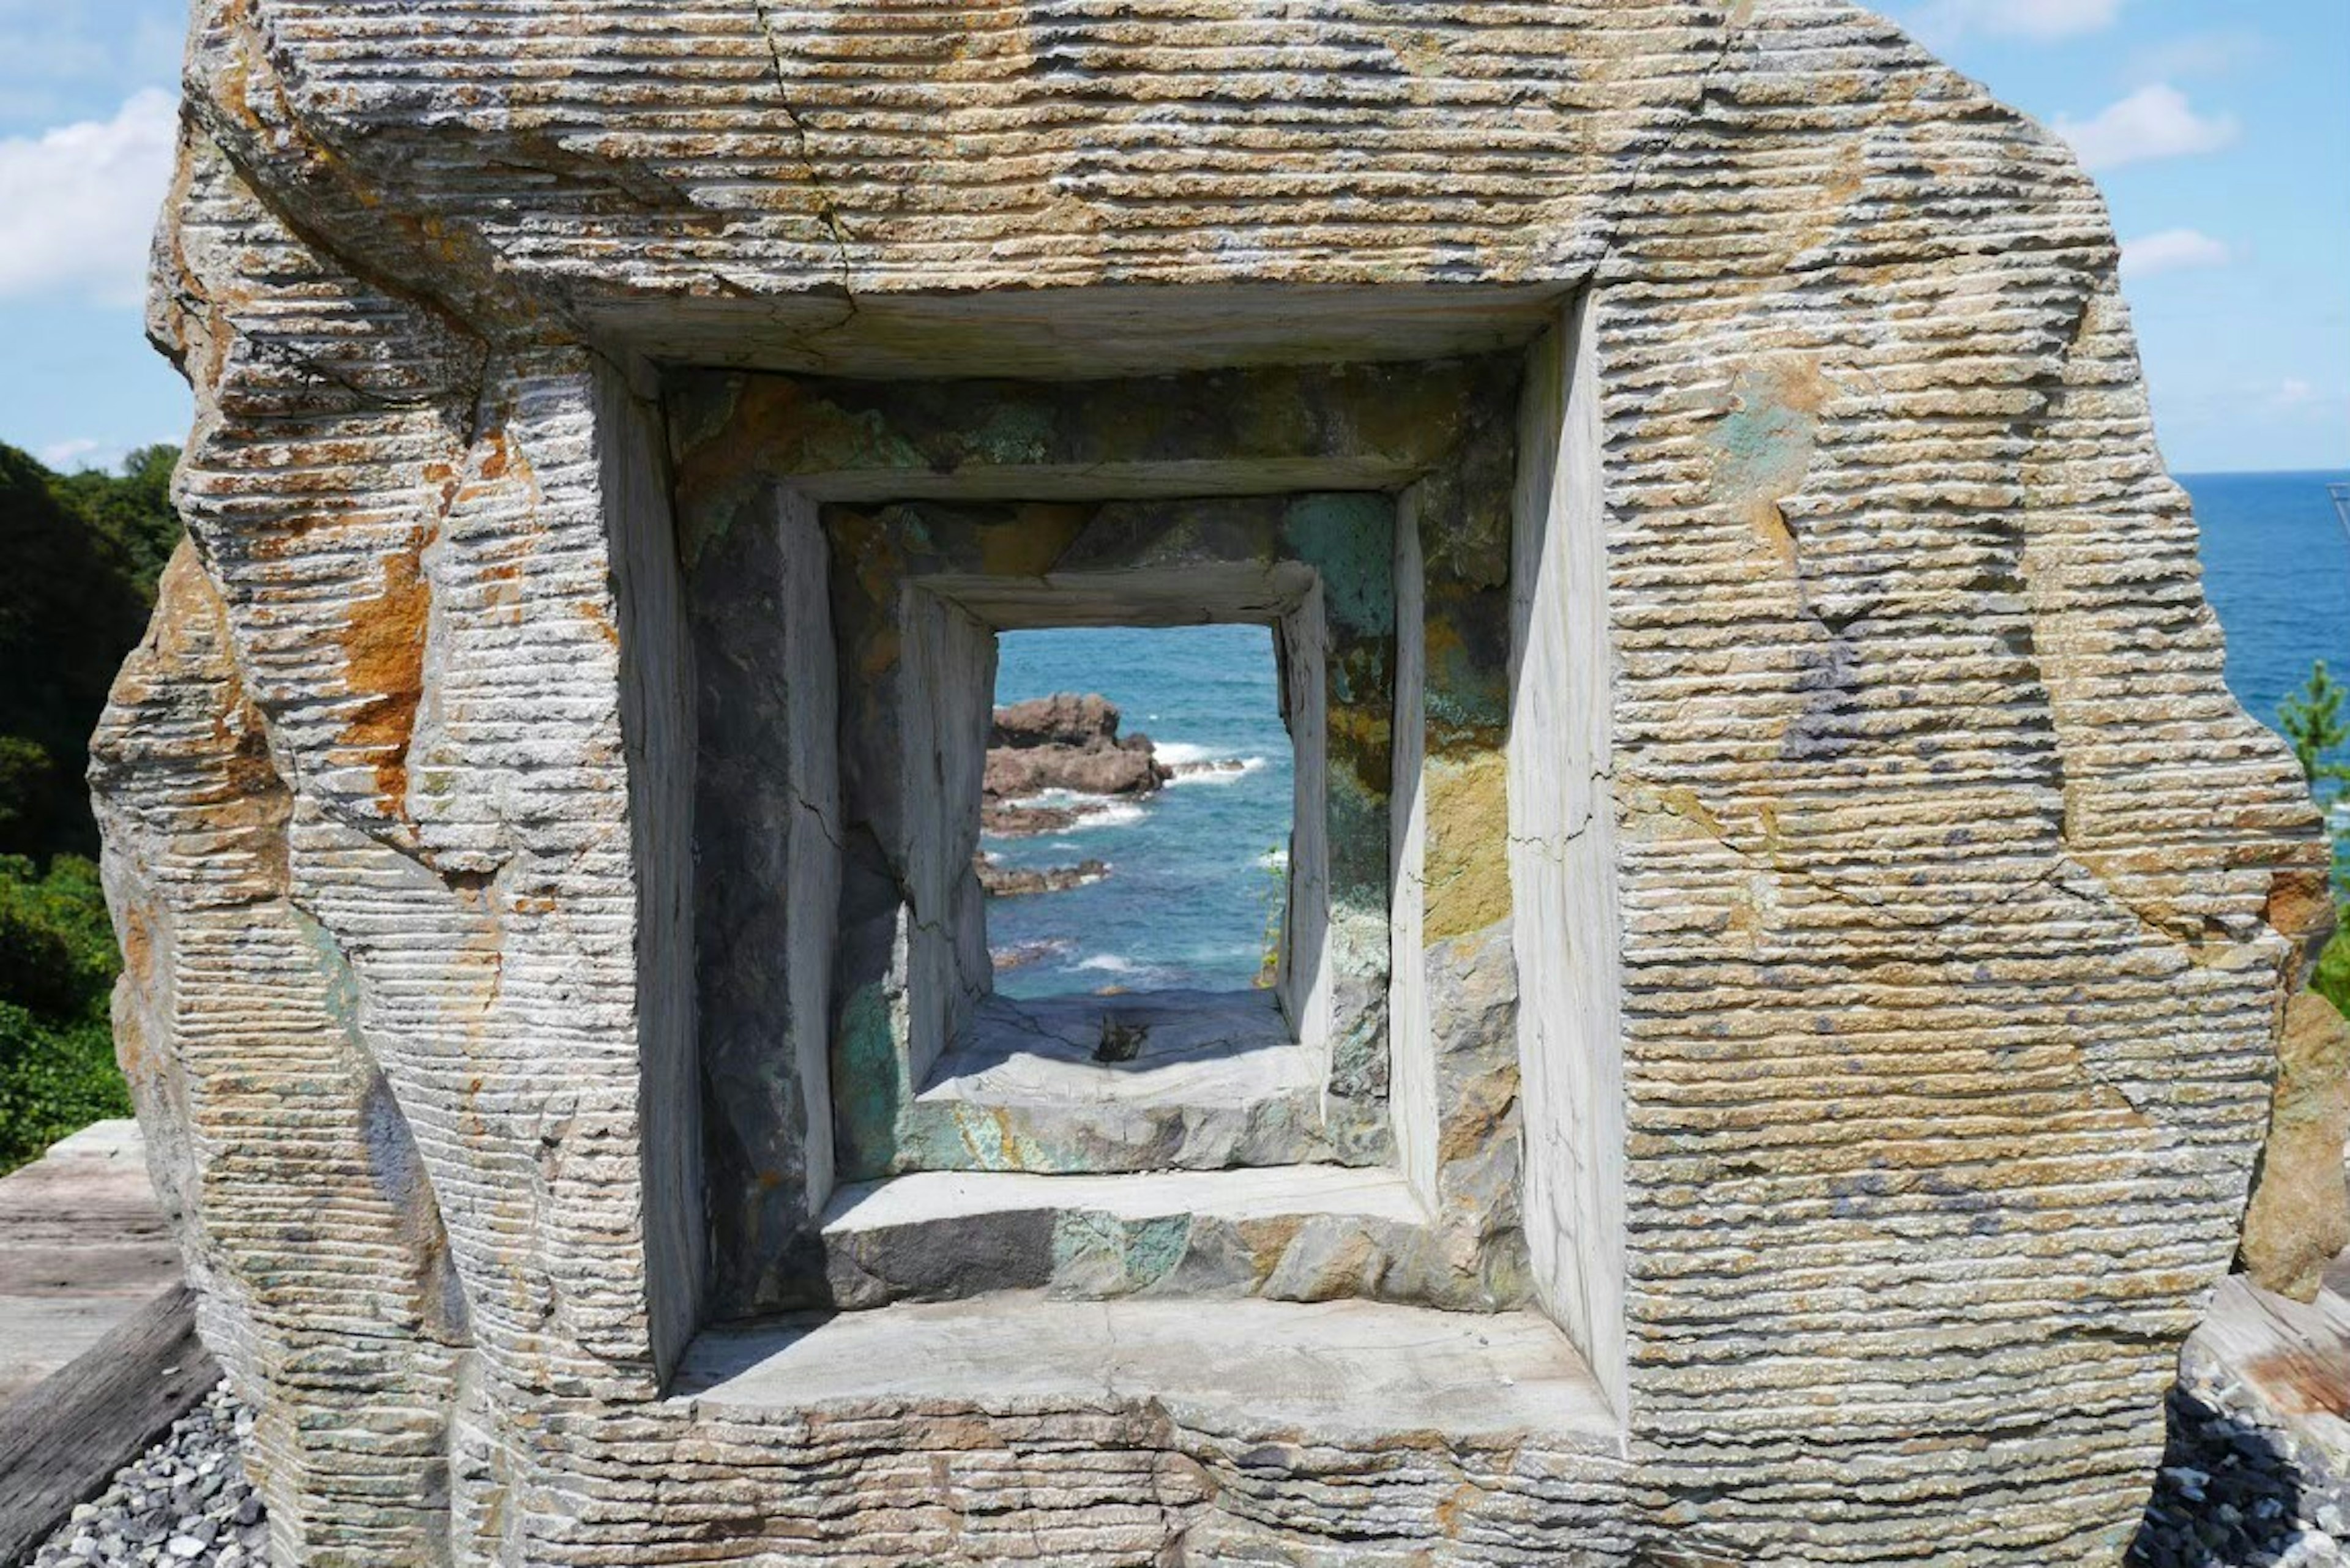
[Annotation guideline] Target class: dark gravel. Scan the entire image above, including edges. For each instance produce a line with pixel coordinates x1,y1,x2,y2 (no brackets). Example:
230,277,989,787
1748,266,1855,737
2133,1354,2350,1567
23,1384,268,1568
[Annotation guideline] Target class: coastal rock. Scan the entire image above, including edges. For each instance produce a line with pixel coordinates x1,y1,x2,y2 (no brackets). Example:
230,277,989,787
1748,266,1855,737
2240,990,2350,1301
974,856,1108,898
984,693,1169,804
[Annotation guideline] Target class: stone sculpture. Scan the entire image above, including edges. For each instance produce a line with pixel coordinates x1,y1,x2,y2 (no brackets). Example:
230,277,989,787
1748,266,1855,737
92,2,2346,1563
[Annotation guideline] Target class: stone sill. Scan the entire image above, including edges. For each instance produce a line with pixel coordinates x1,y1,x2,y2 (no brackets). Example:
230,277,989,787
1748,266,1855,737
671,1294,1620,1450
924,988,1308,1104
903,988,1329,1171
822,1164,1422,1233
809,1165,1434,1309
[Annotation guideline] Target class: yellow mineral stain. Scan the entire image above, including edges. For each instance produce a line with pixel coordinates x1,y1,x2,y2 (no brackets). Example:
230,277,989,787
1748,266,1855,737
974,503,1090,578
1752,499,1799,575
1423,752,1512,941
1657,785,1726,840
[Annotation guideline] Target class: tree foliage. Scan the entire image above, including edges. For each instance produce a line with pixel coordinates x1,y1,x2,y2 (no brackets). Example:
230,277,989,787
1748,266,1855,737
0,443,181,1169
2281,663,2350,1018
2281,661,2350,792
0,443,177,860
0,854,130,1167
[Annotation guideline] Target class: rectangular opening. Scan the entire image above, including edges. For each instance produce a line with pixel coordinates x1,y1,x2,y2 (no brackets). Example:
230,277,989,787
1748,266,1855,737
980,625,1295,1001
671,353,1592,1351
892,566,1343,1176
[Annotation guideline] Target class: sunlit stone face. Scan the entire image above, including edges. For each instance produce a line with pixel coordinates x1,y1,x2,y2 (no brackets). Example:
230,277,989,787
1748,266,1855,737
91,4,2338,1563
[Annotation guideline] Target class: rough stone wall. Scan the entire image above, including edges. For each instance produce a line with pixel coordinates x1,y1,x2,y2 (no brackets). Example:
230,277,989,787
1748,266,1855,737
100,2,2337,1564
1598,17,2328,1558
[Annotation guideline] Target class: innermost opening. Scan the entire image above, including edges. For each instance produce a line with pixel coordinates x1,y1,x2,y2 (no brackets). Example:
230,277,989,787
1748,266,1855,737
981,624,1294,1000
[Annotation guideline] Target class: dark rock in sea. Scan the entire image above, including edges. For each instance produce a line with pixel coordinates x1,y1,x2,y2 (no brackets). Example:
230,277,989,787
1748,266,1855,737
984,692,1169,807
975,856,1109,898
980,801,1083,837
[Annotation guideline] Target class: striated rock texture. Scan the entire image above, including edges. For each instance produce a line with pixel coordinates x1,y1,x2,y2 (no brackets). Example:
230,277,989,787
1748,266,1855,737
93,1,2341,1564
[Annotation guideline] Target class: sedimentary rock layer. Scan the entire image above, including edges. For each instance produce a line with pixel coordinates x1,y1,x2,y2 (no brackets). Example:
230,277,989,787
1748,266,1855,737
95,2,2341,1564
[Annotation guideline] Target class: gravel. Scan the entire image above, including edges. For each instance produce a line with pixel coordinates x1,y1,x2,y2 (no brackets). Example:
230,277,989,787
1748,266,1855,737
20,1362,2350,1567
22,1384,269,1568
2133,1357,2350,1568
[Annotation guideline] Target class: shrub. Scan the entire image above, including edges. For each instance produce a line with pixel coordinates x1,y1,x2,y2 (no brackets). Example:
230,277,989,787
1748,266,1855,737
0,854,129,1170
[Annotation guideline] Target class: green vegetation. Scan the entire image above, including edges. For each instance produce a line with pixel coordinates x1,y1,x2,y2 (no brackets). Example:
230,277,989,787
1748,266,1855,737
1256,845,1286,989
2281,662,2350,1017
0,442,181,1170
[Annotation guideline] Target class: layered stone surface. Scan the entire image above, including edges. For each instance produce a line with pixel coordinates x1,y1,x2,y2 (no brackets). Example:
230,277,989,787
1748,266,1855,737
94,2,2344,1564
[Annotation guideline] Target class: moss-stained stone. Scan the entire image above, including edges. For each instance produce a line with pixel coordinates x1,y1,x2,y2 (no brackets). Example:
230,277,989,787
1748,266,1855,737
830,979,908,1181
1051,1212,1193,1296
1704,356,1829,518
1282,493,1396,638
666,360,1523,504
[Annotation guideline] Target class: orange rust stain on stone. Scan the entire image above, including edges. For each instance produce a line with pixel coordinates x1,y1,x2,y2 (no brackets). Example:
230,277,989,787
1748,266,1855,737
578,598,619,648
336,543,431,816
1438,1064,1519,1165
2266,868,2338,946
1433,1480,1483,1537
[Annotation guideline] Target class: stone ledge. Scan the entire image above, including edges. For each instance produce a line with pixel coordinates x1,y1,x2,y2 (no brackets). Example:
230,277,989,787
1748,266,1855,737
824,1163,1423,1232
673,1294,1620,1449
902,989,1329,1173
813,1163,1449,1309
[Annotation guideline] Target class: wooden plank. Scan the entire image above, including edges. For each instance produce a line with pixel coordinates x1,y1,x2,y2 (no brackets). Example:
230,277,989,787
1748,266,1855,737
0,1122,184,1405
2188,1271,2350,1475
0,1284,219,1564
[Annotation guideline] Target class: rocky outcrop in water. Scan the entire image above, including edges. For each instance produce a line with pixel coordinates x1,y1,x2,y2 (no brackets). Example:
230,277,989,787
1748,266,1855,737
975,857,1109,898
981,693,1168,840
985,693,1168,805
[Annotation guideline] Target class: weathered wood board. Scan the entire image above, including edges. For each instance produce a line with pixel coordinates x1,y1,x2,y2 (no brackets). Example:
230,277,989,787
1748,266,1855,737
0,1122,182,1405
0,1284,217,1564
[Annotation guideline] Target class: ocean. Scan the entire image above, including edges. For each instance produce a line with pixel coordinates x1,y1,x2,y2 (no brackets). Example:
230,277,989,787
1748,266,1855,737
987,623,1293,998
2185,471,2350,734
983,471,2350,995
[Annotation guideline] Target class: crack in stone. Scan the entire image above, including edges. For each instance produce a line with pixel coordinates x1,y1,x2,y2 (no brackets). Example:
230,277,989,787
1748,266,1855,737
745,0,860,313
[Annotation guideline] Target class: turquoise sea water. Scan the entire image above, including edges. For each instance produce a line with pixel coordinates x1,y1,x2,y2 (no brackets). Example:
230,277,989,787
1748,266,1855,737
983,472,2350,994
987,624,1295,997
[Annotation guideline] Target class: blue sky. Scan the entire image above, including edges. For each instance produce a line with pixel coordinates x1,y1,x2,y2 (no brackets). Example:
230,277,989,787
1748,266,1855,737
0,1,2341,476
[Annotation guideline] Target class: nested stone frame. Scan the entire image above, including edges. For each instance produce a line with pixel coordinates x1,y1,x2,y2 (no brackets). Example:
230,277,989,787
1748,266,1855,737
823,493,1393,1181
674,360,1553,1323
95,5,2349,1564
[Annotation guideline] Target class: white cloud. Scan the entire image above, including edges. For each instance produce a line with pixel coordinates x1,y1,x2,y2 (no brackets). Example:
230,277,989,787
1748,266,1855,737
36,436,105,470
2272,379,2319,411
2124,31,2263,86
2056,84,2239,173
0,88,178,306
1909,0,2122,46
2120,228,2232,280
